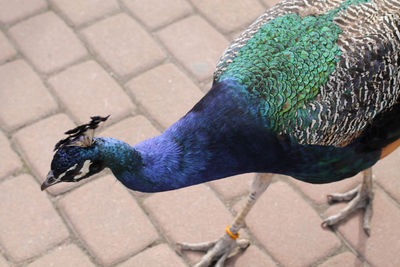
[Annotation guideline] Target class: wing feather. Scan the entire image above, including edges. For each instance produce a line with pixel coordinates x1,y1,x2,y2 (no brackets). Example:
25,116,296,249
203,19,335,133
215,0,400,147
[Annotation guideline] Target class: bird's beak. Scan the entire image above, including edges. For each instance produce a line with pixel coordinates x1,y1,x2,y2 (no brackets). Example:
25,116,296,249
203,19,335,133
41,170,61,191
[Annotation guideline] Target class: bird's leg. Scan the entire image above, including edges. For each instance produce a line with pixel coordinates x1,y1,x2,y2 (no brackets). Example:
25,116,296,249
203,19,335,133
322,168,374,235
178,173,273,267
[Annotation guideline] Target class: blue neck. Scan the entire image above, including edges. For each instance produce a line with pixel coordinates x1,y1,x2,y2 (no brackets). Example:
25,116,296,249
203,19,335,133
113,80,283,192
99,79,380,192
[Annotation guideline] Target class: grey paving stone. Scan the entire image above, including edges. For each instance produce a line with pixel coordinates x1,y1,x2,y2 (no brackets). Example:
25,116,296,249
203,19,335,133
0,31,16,63
157,16,229,81
244,181,341,267
9,12,87,74
0,131,21,180
59,175,159,266
374,148,400,203
122,0,192,29
0,0,47,24
0,60,57,131
318,252,362,267
27,244,95,267
0,255,9,267
227,246,276,267
191,0,264,33
0,174,69,262
117,244,186,267
48,60,135,125
81,13,166,78
50,0,119,26
209,173,255,200
127,63,204,128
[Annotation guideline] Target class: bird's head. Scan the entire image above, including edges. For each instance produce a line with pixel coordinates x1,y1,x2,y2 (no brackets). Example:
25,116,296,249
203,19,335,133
41,116,109,191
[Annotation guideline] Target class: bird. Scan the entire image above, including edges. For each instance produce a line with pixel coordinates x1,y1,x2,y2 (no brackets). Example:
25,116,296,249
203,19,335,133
41,0,400,266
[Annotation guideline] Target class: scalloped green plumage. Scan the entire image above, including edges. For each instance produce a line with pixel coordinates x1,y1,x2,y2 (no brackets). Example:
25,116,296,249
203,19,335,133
218,0,371,132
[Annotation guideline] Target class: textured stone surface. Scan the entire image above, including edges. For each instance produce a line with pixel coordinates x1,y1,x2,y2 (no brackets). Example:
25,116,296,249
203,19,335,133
0,174,69,262
157,16,229,81
0,0,47,24
0,255,9,267
100,115,160,145
122,0,192,29
244,181,341,267
117,244,186,267
12,114,77,195
209,173,255,200
0,31,16,63
81,14,165,78
145,184,233,243
374,148,400,202
319,252,362,267
227,246,277,267
127,63,204,128
0,131,21,180
0,60,57,131
27,244,95,267
50,0,119,26
9,12,87,74
59,175,159,266
48,61,134,124
191,0,264,33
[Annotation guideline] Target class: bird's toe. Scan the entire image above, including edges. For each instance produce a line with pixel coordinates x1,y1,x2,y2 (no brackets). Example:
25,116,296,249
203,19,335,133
326,185,360,203
179,234,249,267
322,183,373,236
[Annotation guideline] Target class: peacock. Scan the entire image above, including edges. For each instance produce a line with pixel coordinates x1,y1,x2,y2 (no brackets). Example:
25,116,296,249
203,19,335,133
41,0,400,266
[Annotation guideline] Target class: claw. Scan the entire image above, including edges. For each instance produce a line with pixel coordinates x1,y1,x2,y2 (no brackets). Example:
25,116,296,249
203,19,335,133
363,195,373,236
180,175,272,266
322,183,373,236
179,234,250,267
215,252,228,267
177,240,217,252
321,221,329,229
326,185,360,204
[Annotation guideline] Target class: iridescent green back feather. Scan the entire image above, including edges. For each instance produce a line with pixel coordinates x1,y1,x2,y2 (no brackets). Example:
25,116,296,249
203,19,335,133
218,12,343,131
216,0,400,147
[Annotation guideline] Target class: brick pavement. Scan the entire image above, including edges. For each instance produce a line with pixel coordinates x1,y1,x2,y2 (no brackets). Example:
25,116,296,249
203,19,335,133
0,1,399,266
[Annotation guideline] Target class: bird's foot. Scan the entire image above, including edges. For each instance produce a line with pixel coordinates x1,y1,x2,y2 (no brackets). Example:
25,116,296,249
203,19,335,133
178,234,250,267
322,183,373,235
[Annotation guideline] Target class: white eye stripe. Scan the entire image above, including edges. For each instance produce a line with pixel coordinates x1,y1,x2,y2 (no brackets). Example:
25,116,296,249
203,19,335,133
74,160,92,180
66,163,78,173
58,163,78,180
58,160,92,180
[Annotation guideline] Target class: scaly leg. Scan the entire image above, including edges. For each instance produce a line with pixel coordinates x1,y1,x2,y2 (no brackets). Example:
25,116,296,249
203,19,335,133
178,173,273,267
322,168,374,235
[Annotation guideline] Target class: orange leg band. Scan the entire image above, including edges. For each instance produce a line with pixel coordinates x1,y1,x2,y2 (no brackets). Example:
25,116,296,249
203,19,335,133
225,225,239,240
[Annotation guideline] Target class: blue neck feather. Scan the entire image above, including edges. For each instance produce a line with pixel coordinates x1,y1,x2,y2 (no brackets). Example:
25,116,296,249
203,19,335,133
97,80,280,192
93,79,380,192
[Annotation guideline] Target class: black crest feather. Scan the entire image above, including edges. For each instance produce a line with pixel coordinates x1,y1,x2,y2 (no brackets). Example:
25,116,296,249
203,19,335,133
54,115,110,151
